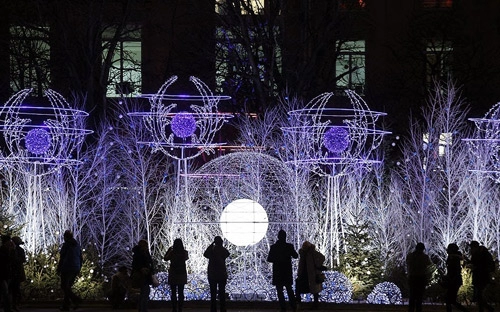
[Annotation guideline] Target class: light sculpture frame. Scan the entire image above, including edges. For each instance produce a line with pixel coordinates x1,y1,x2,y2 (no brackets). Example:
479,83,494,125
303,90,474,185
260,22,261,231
0,89,92,175
465,102,500,182
282,90,389,266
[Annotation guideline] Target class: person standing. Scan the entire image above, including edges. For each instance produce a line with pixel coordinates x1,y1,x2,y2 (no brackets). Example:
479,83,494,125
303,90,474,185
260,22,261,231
267,230,298,312
469,240,495,312
57,230,83,311
164,238,189,312
295,241,325,309
109,266,131,309
406,242,433,312
131,239,154,312
203,236,230,312
10,236,26,312
444,243,468,312
0,235,15,312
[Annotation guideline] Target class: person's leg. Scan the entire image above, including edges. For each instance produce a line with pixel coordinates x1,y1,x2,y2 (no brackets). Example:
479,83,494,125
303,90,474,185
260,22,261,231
414,284,424,312
219,281,227,312
285,284,296,311
0,279,11,312
170,284,178,312
138,283,150,312
312,293,319,309
178,284,185,312
209,280,217,312
408,284,415,312
275,285,286,311
60,273,72,310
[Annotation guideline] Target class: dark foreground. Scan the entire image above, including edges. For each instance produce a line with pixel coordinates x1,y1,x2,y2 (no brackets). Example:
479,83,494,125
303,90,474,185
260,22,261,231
17,300,488,312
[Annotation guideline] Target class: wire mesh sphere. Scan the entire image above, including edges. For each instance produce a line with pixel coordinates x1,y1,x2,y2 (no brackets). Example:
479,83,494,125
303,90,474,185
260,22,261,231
321,271,353,303
366,282,402,304
171,111,197,138
323,126,350,153
0,88,92,175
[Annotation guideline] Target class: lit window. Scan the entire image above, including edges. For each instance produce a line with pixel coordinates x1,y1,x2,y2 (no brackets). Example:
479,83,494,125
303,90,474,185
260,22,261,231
339,0,366,10
423,0,453,8
425,40,453,86
104,26,142,97
215,26,281,96
9,26,50,95
423,132,452,156
336,40,365,94
216,0,264,15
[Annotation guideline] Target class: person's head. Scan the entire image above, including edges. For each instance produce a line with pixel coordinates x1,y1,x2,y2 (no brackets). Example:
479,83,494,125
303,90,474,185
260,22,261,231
447,243,459,254
173,238,184,251
118,266,128,274
214,236,223,246
138,239,148,250
12,236,24,246
415,242,425,251
278,230,286,241
63,230,73,242
469,240,480,251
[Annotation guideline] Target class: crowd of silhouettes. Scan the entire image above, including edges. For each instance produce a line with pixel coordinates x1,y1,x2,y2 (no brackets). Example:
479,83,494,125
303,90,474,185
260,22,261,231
0,231,497,312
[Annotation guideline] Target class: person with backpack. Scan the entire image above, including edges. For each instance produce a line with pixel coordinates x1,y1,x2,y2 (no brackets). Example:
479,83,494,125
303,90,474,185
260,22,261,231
469,240,495,312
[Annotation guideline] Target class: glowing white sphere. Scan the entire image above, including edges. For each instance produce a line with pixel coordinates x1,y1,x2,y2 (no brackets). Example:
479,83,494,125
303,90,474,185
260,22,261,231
219,198,269,246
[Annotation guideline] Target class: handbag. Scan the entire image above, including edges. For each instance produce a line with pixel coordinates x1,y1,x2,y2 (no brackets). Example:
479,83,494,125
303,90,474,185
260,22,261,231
151,274,160,287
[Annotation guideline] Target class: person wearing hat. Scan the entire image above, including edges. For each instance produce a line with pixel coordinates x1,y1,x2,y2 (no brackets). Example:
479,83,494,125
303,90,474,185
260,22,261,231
203,236,230,312
444,243,468,312
469,240,495,312
10,236,26,312
406,242,433,312
267,230,298,312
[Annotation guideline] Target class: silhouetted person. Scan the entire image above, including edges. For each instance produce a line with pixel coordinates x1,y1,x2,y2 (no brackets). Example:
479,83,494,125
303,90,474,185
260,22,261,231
109,266,131,309
57,230,82,311
0,235,15,312
444,243,468,312
10,236,26,312
295,241,325,309
406,242,433,312
267,230,298,312
164,238,189,312
469,240,494,312
203,236,230,312
131,239,154,312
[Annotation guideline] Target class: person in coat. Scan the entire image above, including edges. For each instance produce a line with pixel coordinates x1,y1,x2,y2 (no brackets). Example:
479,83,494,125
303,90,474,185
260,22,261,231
109,266,131,309
131,239,154,312
203,236,230,312
57,230,83,311
10,236,26,312
0,235,15,312
164,238,189,312
469,240,495,312
295,241,325,309
406,242,433,312
267,230,298,312
444,243,468,312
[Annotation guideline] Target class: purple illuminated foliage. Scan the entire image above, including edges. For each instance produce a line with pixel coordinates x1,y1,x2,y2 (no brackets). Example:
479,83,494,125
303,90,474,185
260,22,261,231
171,111,197,138
323,127,350,153
25,128,52,155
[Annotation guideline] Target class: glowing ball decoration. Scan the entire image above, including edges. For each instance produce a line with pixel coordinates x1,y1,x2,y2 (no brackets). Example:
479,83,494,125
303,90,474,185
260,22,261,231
171,111,197,138
366,282,402,304
25,128,52,155
219,198,269,246
323,127,350,153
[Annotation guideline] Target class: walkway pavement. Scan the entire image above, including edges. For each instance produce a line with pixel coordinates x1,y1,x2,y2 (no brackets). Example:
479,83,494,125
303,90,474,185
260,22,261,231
17,300,457,312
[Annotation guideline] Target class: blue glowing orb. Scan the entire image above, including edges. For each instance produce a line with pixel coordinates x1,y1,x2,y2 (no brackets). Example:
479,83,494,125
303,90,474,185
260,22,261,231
25,128,52,155
323,127,350,153
171,112,197,138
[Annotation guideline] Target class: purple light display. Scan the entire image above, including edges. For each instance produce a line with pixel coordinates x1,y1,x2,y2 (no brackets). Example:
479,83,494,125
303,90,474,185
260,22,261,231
171,111,197,138
25,128,52,155
323,127,350,153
